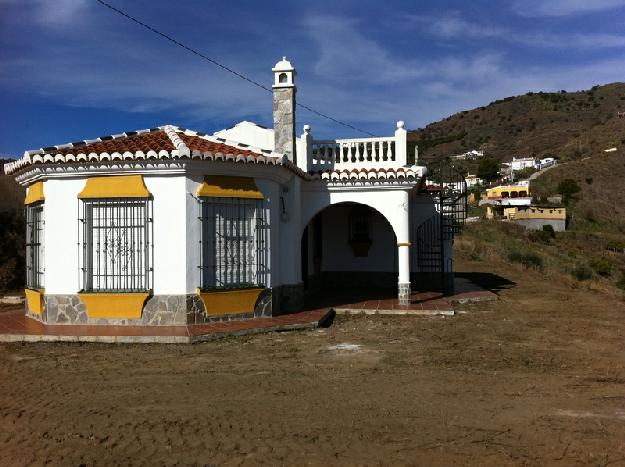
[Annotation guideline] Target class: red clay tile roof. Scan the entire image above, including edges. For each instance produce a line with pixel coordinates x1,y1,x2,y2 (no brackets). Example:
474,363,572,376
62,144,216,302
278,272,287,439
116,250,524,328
3,125,302,177
179,133,257,157
54,130,174,156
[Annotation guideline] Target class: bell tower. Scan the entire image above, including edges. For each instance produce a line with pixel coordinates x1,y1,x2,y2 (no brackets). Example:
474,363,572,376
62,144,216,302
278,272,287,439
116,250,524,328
272,57,297,162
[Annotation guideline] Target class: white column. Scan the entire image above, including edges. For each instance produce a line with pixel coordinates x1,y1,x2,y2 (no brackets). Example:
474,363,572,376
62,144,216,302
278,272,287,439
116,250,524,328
396,189,411,305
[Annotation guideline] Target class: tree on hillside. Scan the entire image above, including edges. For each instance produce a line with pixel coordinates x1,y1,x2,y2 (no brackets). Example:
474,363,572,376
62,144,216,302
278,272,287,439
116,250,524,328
477,157,500,183
557,178,581,204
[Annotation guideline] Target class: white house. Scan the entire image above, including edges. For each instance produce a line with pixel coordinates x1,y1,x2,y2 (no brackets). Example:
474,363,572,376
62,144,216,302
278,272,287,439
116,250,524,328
464,173,483,188
451,149,483,161
4,58,458,326
502,157,537,172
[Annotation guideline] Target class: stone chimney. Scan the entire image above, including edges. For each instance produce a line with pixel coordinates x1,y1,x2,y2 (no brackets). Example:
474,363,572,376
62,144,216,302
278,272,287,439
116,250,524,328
272,57,296,162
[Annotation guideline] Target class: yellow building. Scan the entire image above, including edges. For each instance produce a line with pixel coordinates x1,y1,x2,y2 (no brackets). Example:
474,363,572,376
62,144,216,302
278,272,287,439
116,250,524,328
504,206,566,221
483,185,530,199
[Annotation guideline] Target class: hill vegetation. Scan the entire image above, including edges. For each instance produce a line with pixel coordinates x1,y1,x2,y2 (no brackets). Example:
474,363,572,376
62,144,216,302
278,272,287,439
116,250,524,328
408,82,625,166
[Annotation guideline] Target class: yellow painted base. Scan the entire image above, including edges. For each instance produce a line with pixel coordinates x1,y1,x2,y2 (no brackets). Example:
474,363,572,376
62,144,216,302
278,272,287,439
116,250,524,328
79,293,150,319
25,288,44,315
197,288,263,317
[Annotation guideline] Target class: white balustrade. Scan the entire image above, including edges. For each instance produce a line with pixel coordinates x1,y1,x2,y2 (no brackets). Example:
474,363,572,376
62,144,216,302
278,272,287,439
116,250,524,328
297,121,408,173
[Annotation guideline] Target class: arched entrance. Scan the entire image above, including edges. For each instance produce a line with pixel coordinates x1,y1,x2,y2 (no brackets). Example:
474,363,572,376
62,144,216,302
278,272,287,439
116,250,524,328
300,202,398,309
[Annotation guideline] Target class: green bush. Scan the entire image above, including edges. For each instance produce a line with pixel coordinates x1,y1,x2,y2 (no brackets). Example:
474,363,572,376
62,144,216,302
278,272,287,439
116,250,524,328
557,178,581,204
606,240,625,253
508,249,544,269
528,229,553,244
571,264,593,281
589,257,613,277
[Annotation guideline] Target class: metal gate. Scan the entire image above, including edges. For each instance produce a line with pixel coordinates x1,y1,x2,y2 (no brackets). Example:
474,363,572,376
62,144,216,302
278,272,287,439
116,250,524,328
415,161,467,290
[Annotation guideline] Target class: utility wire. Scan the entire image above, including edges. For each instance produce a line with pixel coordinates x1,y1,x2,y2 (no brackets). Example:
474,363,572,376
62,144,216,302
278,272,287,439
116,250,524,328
94,0,377,137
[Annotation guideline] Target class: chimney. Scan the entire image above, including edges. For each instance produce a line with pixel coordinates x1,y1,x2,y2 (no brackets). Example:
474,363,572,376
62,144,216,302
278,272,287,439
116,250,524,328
272,57,297,163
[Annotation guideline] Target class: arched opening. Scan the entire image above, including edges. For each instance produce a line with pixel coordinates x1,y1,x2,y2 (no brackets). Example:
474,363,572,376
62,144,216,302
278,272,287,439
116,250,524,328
278,72,288,83
300,202,398,309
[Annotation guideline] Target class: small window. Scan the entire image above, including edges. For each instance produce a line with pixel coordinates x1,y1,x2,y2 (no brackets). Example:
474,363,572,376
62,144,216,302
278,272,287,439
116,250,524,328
79,198,153,292
348,207,372,257
25,203,44,289
278,72,288,83
200,197,267,289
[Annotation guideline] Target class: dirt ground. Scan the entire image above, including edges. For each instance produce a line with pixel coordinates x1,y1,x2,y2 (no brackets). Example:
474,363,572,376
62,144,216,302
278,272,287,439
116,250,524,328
1,258,625,466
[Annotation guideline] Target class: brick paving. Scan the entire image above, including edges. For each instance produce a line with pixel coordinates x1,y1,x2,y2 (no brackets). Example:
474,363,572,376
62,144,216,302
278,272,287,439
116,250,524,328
0,309,333,344
0,278,497,344
305,286,497,316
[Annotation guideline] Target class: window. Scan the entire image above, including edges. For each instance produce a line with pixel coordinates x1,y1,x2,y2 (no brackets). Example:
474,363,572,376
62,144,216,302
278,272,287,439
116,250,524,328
200,197,267,289
25,203,44,289
79,198,153,292
348,206,372,257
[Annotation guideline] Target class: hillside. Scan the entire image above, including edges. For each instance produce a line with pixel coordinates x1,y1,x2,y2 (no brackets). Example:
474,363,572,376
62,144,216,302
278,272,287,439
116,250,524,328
409,83,625,165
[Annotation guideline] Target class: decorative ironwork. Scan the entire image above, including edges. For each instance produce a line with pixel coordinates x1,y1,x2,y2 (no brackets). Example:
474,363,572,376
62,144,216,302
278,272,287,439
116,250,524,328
199,197,268,290
79,198,153,292
25,203,44,289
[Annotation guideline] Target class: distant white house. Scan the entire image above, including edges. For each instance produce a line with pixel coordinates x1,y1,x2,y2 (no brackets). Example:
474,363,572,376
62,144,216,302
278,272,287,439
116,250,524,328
465,173,483,188
502,157,536,172
537,157,556,169
451,149,483,160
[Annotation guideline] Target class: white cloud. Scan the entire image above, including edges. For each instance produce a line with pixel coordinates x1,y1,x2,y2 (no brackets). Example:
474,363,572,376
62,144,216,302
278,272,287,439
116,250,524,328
409,12,505,39
408,12,625,50
513,0,625,17
1,7,624,142
302,15,424,84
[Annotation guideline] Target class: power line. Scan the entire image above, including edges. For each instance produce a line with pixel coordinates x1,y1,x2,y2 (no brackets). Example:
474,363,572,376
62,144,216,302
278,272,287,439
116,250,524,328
94,0,377,137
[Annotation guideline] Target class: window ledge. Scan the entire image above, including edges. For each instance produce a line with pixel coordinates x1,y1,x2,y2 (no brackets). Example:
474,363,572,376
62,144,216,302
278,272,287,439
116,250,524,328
78,292,151,319
196,287,264,317
25,288,45,315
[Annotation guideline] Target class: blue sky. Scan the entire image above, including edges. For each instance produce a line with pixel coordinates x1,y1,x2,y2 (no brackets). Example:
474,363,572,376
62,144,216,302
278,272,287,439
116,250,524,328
1,0,625,155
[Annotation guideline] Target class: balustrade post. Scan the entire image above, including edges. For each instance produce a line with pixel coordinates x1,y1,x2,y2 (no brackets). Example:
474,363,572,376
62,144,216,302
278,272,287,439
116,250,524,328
298,125,312,172
395,120,407,166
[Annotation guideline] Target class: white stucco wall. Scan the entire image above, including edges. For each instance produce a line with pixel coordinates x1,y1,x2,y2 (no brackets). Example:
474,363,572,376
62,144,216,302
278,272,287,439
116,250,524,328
319,205,397,272
300,186,411,243
213,121,303,153
43,178,85,294
143,176,188,295
185,175,203,294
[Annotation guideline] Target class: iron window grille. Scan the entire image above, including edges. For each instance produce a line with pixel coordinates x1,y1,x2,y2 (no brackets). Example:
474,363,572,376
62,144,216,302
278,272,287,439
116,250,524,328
79,198,153,293
199,197,268,290
25,203,44,289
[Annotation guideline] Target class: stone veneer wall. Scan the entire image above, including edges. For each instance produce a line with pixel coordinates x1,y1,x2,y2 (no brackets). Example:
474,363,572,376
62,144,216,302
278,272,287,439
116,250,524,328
31,288,274,325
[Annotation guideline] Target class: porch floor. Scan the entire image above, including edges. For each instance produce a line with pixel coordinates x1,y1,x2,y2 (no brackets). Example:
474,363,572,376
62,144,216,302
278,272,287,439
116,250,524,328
302,276,497,315
0,309,333,344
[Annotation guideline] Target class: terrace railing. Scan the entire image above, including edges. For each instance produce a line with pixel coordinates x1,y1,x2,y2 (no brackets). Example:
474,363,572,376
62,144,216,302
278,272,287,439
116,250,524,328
297,121,408,172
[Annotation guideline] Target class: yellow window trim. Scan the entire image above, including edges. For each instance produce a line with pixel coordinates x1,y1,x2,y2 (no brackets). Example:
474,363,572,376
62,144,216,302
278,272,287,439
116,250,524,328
197,175,263,199
79,292,150,319
25,288,45,315
78,175,151,199
196,287,263,317
24,181,45,205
